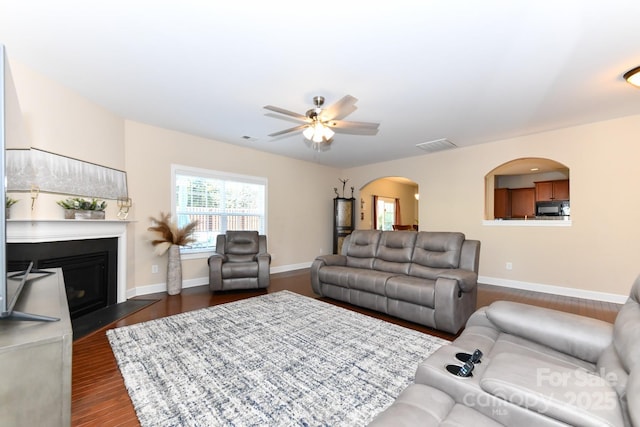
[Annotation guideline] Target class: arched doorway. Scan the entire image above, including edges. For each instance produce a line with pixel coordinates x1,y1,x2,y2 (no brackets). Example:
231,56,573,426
359,177,419,230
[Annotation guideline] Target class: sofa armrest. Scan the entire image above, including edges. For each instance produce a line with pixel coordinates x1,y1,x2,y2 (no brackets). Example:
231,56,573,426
438,269,478,292
486,301,613,363
314,254,347,267
310,254,347,295
480,353,624,427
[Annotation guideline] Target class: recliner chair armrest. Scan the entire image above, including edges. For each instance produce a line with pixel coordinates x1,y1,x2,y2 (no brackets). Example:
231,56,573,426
486,301,613,363
208,254,225,291
437,269,478,292
255,252,271,263
256,252,271,288
480,353,624,427
208,253,228,263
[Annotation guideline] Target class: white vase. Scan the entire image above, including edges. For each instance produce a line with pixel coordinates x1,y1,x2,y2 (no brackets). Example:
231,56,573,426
166,245,182,295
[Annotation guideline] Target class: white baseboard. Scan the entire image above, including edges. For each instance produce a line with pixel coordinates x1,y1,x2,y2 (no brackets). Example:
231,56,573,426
479,276,628,304
126,276,209,299
270,262,312,274
127,262,312,299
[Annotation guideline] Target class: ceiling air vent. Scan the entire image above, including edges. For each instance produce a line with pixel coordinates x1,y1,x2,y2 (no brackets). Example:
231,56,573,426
415,138,456,153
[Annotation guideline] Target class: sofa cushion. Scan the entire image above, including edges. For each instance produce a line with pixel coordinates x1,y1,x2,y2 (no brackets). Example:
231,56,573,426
317,265,351,288
489,333,596,372
349,269,395,296
345,230,381,269
373,231,416,274
485,301,613,364
613,276,640,373
368,384,503,427
221,261,258,278
385,275,436,307
411,232,464,269
627,368,640,427
480,353,625,427
597,345,629,407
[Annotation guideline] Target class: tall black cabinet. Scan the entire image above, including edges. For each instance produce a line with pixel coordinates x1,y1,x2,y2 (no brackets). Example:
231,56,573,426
333,197,355,254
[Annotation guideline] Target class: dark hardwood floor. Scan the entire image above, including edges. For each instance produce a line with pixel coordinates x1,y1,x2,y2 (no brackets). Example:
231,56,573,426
71,269,622,426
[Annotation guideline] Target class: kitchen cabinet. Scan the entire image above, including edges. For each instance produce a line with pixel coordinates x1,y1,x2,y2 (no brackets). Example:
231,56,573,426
510,188,536,218
494,188,511,219
535,179,569,201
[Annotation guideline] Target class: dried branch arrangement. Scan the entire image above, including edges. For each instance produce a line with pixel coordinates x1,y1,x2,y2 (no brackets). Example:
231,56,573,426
148,212,198,255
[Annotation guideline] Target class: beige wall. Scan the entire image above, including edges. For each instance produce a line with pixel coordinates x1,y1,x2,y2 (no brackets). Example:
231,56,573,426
345,114,640,298
9,59,339,294
8,59,126,220
9,60,125,169
124,121,338,290
9,59,640,300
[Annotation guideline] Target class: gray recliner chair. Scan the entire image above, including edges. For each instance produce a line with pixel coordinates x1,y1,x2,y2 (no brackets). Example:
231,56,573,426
208,231,271,291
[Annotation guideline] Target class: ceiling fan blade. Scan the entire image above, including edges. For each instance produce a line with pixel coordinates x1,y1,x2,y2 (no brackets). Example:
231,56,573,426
264,112,309,125
328,119,380,130
264,105,307,121
268,124,308,137
321,95,358,120
332,127,379,136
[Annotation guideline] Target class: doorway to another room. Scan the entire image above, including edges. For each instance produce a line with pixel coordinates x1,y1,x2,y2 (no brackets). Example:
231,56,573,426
360,177,419,231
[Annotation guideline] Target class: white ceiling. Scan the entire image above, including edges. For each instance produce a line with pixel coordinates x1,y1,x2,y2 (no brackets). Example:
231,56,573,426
1,1,639,169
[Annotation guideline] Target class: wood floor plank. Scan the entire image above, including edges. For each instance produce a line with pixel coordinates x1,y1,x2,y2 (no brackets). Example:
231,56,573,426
71,270,622,426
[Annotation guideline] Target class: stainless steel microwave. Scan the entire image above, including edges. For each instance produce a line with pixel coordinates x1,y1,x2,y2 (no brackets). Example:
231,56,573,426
536,200,570,216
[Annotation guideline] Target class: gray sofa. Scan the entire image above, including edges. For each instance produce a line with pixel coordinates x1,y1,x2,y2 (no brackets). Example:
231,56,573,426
370,275,640,427
310,230,481,334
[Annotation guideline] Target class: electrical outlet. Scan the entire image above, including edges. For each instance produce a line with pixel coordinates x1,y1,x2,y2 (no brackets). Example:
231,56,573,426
151,264,159,274
506,262,513,270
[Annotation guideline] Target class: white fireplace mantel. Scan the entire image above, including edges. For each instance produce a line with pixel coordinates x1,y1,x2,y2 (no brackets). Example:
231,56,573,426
7,219,130,303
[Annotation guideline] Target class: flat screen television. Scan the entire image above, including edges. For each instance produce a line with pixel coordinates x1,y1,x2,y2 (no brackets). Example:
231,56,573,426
0,44,57,321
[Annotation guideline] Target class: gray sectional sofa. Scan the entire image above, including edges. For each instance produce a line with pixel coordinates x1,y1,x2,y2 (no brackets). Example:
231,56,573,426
310,230,481,334
370,275,640,426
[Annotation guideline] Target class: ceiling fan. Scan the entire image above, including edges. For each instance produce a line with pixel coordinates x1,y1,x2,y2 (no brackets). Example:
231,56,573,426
264,95,379,148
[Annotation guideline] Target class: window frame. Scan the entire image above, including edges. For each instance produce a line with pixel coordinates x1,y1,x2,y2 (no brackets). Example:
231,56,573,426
171,164,268,259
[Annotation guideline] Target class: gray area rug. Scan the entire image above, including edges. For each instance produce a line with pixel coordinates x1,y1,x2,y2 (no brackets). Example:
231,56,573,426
107,291,448,426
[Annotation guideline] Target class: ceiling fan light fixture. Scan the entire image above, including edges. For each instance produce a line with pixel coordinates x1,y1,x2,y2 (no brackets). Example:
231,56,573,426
264,94,378,151
304,121,334,143
624,66,640,88
302,126,314,140
322,124,335,140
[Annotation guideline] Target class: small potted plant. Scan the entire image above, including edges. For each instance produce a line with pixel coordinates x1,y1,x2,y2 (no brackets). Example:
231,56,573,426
57,197,107,220
5,196,17,219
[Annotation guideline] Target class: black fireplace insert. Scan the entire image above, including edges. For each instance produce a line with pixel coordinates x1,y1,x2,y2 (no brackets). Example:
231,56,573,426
7,238,118,319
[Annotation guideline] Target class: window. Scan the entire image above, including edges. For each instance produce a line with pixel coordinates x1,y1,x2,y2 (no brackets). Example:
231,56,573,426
172,165,267,254
375,196,396,230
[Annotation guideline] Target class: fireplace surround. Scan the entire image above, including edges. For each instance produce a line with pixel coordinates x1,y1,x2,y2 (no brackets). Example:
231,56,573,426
7,220,129,311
